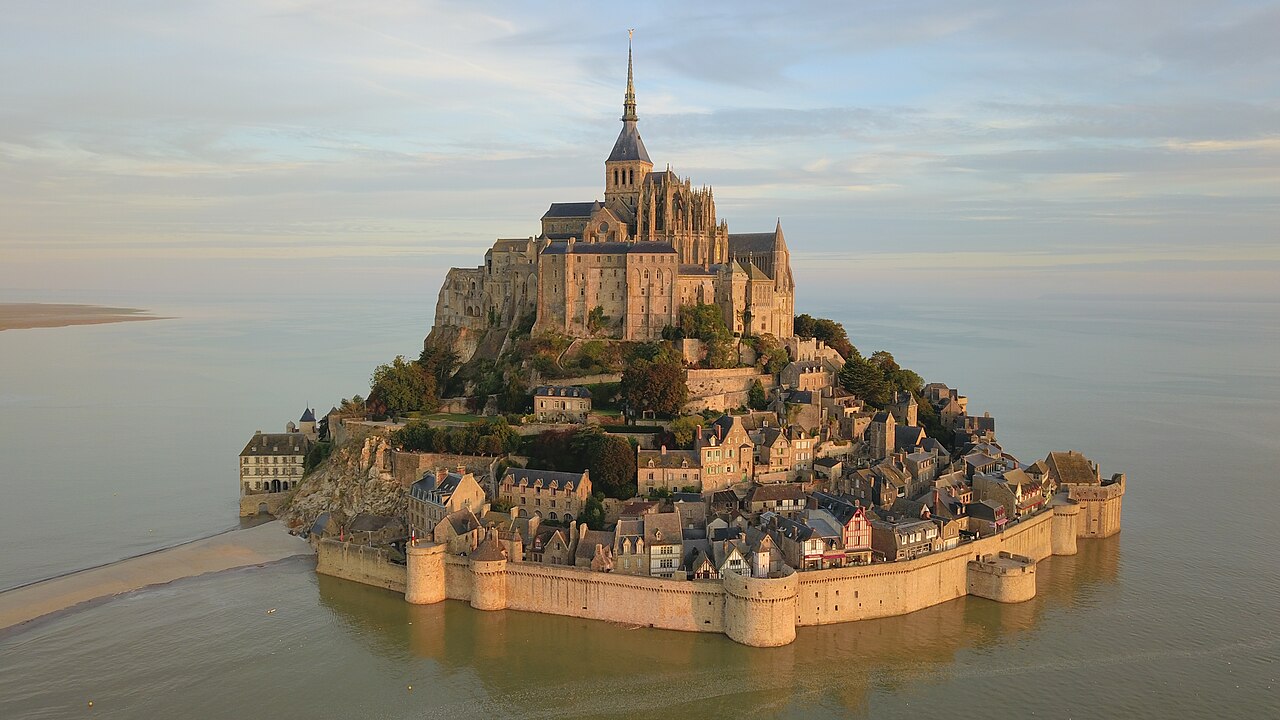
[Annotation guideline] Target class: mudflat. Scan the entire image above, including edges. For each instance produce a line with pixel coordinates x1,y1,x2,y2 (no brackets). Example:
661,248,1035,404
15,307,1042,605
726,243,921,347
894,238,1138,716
0,303,163,331
0,521,313,632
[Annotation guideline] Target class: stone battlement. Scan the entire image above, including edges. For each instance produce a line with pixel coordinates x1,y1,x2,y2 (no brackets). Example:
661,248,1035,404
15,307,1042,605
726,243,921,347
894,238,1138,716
314,487,1122,647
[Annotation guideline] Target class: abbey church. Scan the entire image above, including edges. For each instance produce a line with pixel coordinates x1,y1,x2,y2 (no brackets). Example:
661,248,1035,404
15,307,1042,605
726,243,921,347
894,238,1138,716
430,44,795,346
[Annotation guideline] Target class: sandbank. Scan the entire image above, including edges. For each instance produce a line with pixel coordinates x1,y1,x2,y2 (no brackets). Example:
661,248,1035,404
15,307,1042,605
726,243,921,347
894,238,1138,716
0,521,313,632
0,303,165,331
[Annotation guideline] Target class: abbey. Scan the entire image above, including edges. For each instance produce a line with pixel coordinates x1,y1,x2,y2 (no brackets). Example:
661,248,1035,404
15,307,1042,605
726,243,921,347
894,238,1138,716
431,44,795,344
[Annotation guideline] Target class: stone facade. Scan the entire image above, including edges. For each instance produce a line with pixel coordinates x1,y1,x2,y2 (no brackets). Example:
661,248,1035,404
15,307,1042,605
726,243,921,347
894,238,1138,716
387,497,1104,647
426,45,795,360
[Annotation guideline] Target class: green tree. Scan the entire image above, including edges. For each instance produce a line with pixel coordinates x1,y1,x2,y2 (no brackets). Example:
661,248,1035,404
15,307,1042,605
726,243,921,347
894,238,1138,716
417,345,460,388
579,493,608,530
621,354,688,417
669,415,700,448
794,314,857,361
587,306,607,334
839,358,890,407
747,379,768,410
588,433,637,499
368,356,437,417
680,303,735,368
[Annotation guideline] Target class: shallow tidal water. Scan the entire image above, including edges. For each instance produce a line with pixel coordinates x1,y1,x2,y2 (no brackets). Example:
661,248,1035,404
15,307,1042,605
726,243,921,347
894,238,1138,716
1,289,1277,718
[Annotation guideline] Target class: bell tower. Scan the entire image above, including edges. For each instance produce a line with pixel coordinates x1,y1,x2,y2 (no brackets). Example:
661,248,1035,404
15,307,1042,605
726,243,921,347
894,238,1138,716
604,31,653,212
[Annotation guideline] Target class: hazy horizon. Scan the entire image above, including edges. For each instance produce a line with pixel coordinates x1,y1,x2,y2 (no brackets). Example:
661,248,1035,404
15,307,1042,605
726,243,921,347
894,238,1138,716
2,1,1278,301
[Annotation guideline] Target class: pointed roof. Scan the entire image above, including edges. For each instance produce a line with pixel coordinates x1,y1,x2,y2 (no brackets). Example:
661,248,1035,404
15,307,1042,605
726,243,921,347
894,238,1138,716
300,408,316,422
608,36,652,164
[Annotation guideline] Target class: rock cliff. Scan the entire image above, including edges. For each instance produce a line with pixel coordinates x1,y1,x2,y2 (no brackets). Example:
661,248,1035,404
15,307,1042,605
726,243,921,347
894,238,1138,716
281,435,405,530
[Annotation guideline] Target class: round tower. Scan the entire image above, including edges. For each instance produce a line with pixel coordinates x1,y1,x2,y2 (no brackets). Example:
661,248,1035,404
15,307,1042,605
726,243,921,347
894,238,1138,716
405,540,446,605
722,569,798,647
468,536,509,611
1051,495,1081,556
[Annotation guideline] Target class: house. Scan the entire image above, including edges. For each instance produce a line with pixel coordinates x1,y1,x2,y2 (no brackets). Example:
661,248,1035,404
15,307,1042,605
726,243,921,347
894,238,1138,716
967,500,1007,537
812,492,872,565
789,428,816,479
888,391,918,427
618,499,660,519
408,468,487,537
573,523,616,572
971,472,1019,519
498,467,592,523
695,415,754,491
613,518,647,576
533,385,592,423
870,461,910,508
781,360,833,392
744,527,786,577
637,446,703,493
867,411,896,461
1004,467,1047,517
767,514,828,571
346,513,407,547
813,456,843,481
710,535,752,577
709,489,742,515
644,512,684,579
753,426,793,482
432,509,484,555
672,495,707,531
683,539,718,579
239,427,313,495
904,451,939,493
529,526,574,565
869,514,939,561
483,509,535,562
962,412,996,442
745,483,808,518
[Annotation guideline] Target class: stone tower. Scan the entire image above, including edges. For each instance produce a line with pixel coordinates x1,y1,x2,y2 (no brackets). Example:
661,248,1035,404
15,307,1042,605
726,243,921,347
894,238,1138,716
604,34,652,213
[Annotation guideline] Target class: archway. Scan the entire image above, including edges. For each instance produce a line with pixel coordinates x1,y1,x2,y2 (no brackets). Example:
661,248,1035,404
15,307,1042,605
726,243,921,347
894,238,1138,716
257,503,269,515
271,479,281,492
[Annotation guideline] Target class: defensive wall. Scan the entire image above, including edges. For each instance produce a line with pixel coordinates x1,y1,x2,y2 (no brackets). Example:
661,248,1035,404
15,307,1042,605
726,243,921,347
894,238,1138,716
321,488,1121,647
684,367,778,413
239,491,290,518
316,538,407,593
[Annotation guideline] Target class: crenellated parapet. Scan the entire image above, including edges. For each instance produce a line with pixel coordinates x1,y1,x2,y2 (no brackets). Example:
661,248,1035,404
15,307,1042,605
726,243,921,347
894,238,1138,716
1065,473,1125,538
966,552,1036,603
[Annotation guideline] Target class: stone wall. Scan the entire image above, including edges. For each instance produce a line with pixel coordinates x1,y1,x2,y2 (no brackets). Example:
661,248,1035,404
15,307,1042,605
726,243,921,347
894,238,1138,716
316,539,407,593
390,451,497,488
239,491,290,517
319,490,1119,647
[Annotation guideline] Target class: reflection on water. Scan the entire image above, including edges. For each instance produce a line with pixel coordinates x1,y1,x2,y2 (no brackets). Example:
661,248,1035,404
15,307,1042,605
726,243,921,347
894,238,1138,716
310,536,1123,717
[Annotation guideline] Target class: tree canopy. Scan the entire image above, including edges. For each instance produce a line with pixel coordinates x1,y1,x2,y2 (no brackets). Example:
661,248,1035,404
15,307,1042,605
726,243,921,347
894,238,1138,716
794,314,857,361
679,303,735,368
621,346,687,417
368,356,438,417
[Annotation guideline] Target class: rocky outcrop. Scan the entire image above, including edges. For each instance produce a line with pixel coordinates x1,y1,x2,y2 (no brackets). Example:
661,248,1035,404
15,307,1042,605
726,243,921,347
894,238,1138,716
281,435,405,531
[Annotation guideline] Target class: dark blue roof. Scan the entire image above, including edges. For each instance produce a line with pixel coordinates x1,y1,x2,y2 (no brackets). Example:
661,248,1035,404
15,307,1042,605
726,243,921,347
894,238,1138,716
607,121,651,163
542,201,600,219
300,408,316,422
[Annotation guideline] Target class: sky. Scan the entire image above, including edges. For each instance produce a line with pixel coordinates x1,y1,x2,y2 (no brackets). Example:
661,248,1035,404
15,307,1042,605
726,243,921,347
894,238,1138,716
1,0,1278,302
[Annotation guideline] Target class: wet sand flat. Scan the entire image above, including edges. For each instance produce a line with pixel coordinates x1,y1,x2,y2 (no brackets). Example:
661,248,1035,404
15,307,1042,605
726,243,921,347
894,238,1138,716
0,303,163,331
0,521,313,632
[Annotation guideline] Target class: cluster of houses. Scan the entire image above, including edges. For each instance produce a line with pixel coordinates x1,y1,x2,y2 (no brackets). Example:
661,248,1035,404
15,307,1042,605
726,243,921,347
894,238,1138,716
371,374,1109,581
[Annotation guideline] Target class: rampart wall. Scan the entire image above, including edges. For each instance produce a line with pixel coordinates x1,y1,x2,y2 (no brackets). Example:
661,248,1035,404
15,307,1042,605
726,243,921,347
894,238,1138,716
320,492,1119,647
316,539,406,593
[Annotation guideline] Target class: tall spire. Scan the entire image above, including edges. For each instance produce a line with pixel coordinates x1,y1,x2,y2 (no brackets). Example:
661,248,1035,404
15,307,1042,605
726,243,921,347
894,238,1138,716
623,29,637,122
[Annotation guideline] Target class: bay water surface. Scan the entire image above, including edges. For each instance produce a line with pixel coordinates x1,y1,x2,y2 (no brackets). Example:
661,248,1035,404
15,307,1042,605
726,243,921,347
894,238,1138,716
1,288,1276,718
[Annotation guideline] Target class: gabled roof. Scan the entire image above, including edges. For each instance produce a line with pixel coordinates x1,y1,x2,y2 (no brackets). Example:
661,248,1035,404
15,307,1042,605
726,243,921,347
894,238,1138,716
575,530,616,562
747,483,807,504
502,467,587,492
542,201,601,219
728,232,779,254
638,448,700,469
643,512,683,546
240,432,311,457
1046,451,1099,485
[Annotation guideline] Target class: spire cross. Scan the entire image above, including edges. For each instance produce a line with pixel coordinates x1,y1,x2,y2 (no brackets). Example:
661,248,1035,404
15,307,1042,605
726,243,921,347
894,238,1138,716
623,29,638,122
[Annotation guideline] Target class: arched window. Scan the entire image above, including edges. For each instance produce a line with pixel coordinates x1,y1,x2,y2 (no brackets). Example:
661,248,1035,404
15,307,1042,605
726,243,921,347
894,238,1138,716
549,512,558,521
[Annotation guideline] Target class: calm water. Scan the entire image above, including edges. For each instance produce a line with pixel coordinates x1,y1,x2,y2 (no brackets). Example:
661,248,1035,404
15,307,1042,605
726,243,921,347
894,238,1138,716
2,290,1278,718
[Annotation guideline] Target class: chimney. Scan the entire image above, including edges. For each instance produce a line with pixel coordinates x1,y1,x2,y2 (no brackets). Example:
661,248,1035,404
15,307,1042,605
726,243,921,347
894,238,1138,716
456,464,467,475
717,424,724,440
660,445,667,455
436,467,448,483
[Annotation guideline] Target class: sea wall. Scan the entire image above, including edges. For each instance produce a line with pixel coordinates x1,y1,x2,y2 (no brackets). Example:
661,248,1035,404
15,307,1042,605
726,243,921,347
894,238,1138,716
316,539,406,593
322,491,1117,647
